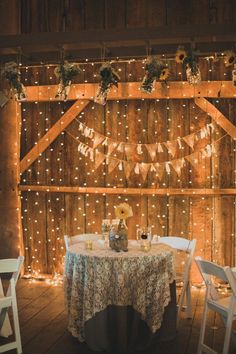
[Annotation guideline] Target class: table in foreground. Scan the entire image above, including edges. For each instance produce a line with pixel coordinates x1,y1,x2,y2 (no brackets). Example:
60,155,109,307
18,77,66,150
64,240,177,354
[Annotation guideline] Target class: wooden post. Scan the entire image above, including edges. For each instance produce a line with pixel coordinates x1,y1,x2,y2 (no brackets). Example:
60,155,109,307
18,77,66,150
0,99,23,259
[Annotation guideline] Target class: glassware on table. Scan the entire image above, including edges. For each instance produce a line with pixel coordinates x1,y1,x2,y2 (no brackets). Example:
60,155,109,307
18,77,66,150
85,240,93,250
101,219,111,245
136,226,152,252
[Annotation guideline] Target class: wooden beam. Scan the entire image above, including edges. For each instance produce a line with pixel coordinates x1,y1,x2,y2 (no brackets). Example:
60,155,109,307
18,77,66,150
1,43,233,65
0,24,236,49
194,97,236,138
24,81,236,102
19,185,236,196
0,100,23,259
20,100,90,173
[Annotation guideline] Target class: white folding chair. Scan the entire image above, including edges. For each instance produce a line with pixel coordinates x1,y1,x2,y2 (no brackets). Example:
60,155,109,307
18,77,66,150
0,256,24,354
157,236,196,322
195,256,236,354
64,233,99,250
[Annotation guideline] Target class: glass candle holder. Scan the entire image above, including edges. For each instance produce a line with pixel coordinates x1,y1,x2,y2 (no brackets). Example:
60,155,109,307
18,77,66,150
140,239,151,252
85,240,93,250
136,226,152,243
101,219,111,242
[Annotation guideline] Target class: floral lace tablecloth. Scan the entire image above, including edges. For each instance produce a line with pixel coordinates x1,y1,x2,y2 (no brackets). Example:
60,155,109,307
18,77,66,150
64,240,175,342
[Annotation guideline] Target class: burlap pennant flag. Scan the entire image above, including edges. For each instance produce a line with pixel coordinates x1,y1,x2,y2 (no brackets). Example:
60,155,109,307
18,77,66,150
93,133,105,149
164,141,177,157
145,144,157,161
185,153,198,166
108,158,119,174
94,150,106,169
139,163,150,181
183,134,195,149
171,159,183,177
124,162,134,179
108,141,118,155
117,142,124,153
154,163,165,181
157,143,163,153
125,145,136,160
165,162,171,174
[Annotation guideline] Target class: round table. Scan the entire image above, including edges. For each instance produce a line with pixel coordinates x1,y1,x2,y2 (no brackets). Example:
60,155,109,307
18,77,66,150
64,239,176,354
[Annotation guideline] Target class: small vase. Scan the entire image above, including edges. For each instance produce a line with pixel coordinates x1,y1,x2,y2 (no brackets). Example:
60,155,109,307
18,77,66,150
109,219,128,252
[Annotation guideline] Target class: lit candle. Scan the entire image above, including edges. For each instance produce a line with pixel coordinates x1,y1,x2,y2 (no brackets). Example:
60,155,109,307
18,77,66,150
85,240,93,250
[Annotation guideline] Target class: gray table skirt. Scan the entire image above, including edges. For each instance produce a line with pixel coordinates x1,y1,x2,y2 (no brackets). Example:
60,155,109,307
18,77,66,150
80,281,177,354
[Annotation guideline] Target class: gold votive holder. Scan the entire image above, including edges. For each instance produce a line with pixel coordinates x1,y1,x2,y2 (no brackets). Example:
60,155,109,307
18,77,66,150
140,240,151,252
85,240,93,250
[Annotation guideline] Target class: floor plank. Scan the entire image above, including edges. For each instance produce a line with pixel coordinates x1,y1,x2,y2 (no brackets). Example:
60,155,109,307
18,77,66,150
1,279,235,354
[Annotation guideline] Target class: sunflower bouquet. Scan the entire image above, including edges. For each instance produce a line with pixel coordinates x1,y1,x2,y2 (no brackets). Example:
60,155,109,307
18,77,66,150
141,56,169,94
175,47,201,85
115,202,133,220
54,61,81,100
94,62,120,105
109,203,133,252
1,61,26,101
224,51,236,67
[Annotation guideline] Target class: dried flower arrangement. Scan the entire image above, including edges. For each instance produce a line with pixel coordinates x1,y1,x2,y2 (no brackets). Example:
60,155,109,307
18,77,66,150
140,56,169,93
1,61,26,101
54,61,81,100
94,62,120,105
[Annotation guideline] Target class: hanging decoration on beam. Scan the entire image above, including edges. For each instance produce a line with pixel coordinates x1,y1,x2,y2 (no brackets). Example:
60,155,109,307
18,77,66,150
224,50,236,87
175,47,201,85
1,61,27,101
66,129,227,182
140,56,169,93
75,118,215,161
224,50,236,67
94,62,120,105
54,61,81,101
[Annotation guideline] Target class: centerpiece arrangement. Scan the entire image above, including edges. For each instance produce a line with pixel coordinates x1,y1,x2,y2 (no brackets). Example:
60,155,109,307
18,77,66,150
109,203,133,252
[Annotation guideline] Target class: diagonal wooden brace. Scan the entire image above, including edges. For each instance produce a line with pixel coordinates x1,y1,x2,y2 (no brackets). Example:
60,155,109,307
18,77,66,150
194,97,236,139
20,99,90,173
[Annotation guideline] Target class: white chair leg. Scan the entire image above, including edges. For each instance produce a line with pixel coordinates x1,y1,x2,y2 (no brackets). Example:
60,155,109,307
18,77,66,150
11,290,22,354
223,315,233,354
197,301,208,354
177,286,185,323
186,282,192,318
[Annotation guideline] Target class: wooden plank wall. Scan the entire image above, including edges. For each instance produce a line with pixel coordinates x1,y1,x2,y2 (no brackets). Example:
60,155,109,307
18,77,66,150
0,0,236,280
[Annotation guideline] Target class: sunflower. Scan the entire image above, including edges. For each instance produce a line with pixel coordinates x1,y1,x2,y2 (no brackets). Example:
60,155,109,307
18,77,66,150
175,47,188,64
159,67,170,81
115,203,133,219
224,50,236,67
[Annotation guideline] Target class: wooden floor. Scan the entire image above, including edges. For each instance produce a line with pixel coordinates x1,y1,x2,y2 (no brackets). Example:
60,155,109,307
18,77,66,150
1,279,236,354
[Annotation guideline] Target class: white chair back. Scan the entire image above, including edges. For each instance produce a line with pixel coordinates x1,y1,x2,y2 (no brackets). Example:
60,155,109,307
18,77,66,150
0,256,24,354
195,256,236,354
64,233,99,250
157,236,196,322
